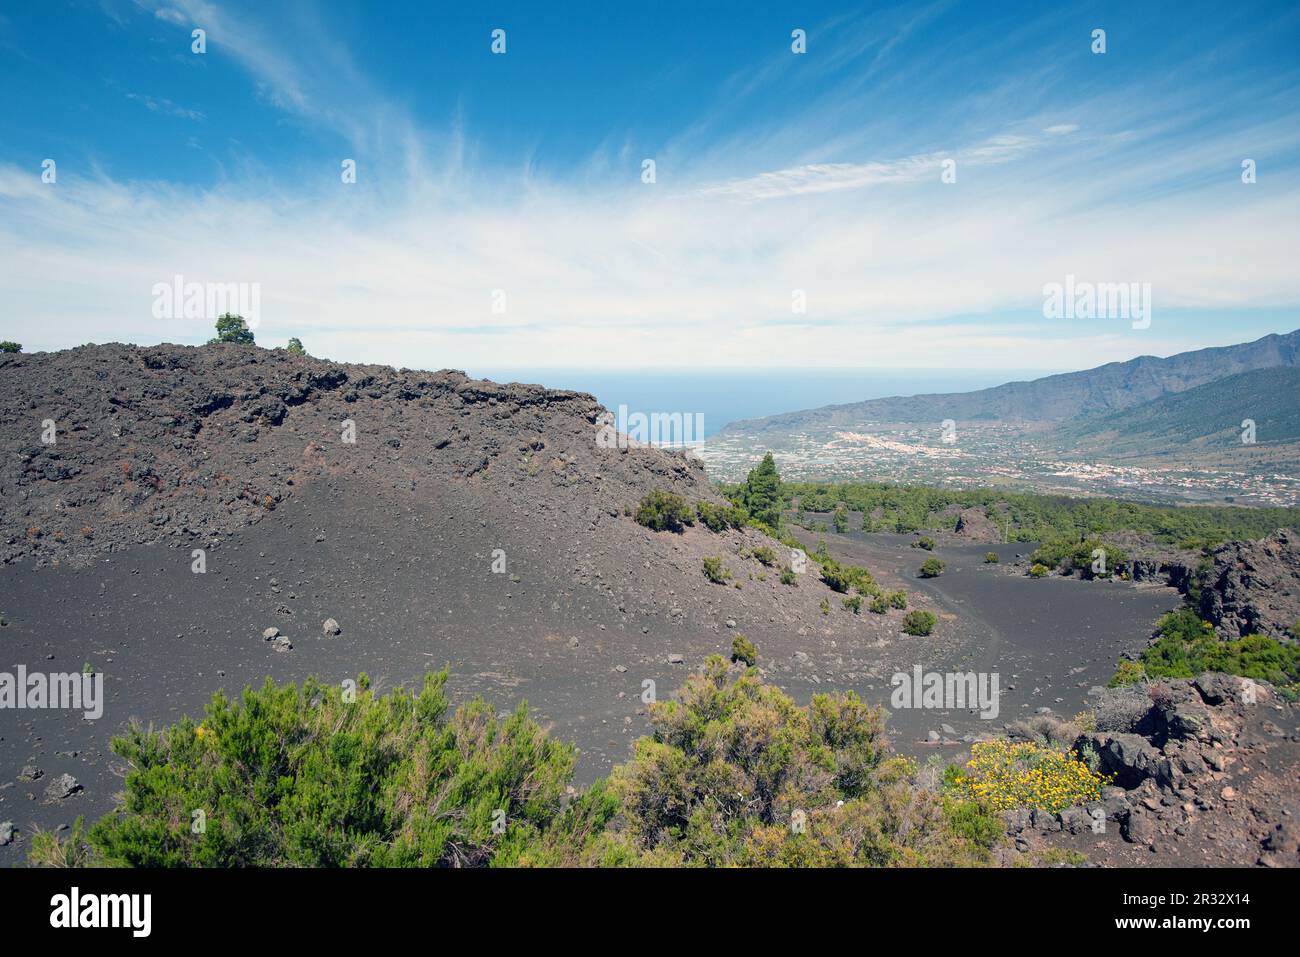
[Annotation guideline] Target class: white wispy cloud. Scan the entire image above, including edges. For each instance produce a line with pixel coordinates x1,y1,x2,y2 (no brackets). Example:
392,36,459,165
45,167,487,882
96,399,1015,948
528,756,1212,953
125,92,205,120
4,123,1298,372
4,1,1298,371
694,130,1063,201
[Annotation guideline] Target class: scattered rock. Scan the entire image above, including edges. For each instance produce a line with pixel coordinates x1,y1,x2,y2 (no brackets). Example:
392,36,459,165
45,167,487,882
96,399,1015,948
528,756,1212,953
44,773,81,801
322,618,341,636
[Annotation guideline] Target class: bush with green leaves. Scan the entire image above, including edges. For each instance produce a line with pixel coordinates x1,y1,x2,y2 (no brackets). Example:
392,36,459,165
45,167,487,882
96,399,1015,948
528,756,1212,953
1028,563,1050,578
702,556,729,584
35,656,999,869
869,595,888,614
0,341,21,353
1030,537,1127,579
635,490,694,532
1110,607,1300,692
61,672,574,867
984,552,999,563
912,536,935,551
902,610,938,636
887,590,908,610
207,313,255,345
1107,660,1147,687
843,595,863,614
730,634,758,667
751,545,777,566
918,558,945,578
286,337,306,355
779,567,798,586
695,500,746,532
832,507,848,533
592,656,997,867
819,556,878,595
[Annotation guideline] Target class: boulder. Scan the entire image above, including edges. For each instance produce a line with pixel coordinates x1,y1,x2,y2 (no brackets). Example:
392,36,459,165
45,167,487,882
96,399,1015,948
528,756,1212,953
44,773,81,801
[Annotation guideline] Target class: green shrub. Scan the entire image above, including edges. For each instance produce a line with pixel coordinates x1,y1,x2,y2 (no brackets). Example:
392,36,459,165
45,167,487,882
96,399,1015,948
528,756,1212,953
1030,538,1127,579
28,817,94,867
779,567,798,586
70,672,575,867
912,536,935,551
832,507,848,533
1107,660,1147,687
843,595,863,614
702,556,729,584
918,558,945,578
1028,563,1050,578
751,545,777,566
635,490,694,532
696,500,746,532
600,657,994,866
984,552,999,563
35,661,999,869
286,337,306,355
0,341,21,353
1116,607,1300,690
887,591,908,610
869,595,888,614
730,634,758,667
819,557,878,595
902,610,938,636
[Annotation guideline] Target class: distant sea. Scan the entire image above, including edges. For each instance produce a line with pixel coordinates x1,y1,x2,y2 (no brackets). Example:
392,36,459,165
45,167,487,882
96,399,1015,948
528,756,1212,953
468,368,1062,438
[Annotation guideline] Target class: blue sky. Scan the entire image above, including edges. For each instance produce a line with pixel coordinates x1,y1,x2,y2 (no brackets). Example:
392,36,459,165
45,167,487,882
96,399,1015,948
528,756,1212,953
2,0,1298,370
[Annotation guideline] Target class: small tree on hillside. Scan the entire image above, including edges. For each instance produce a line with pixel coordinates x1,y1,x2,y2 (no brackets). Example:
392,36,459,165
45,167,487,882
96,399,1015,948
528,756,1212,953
740,452,782,530
208,313,255,345
286,337,305,355
0,341,21,353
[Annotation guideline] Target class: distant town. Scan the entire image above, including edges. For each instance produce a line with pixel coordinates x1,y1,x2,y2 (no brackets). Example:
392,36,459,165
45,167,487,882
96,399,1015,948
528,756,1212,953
697,425,1300,507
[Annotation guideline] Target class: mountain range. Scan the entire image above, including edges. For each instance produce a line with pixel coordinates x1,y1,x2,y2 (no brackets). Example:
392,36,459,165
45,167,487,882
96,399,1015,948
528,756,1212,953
721,330,1300,435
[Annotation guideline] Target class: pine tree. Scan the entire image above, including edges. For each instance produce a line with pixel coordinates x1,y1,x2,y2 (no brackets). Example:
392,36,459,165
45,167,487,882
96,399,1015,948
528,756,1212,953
207,313,255,345
740,452,782,530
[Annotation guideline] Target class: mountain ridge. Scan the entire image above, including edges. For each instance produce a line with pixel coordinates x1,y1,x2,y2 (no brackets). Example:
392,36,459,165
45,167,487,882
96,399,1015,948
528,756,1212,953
720,329,1300,434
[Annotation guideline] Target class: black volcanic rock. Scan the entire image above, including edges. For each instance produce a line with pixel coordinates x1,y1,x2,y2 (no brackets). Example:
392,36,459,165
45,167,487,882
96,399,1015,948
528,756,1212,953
0,343,718,566
1197,529,1300,640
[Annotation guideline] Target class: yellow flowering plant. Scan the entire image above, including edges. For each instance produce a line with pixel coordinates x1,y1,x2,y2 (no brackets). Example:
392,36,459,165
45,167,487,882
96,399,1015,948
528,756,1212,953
950,739,1112,813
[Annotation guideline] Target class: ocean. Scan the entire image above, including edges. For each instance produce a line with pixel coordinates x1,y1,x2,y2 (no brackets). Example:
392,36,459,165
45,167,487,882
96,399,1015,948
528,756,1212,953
467,368,1061,437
